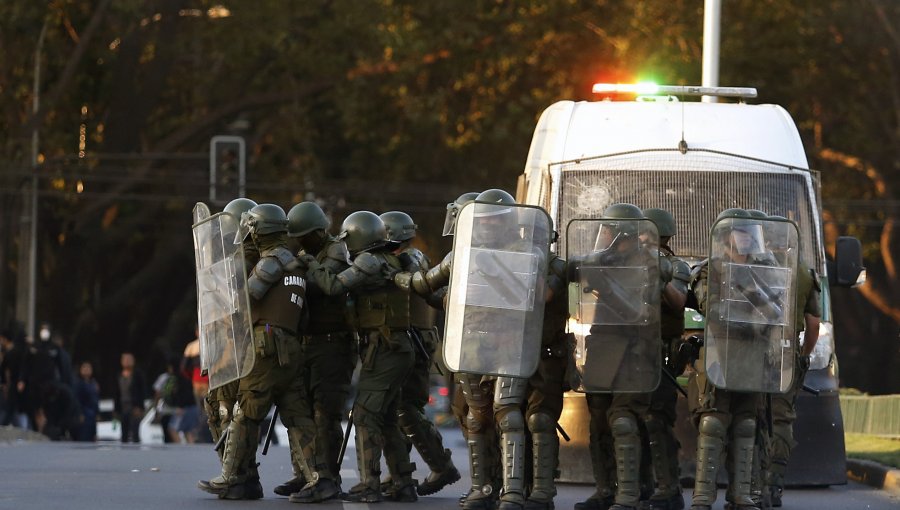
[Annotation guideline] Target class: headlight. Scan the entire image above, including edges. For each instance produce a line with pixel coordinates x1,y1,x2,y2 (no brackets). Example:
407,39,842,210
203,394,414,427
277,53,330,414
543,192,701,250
800,321,833,370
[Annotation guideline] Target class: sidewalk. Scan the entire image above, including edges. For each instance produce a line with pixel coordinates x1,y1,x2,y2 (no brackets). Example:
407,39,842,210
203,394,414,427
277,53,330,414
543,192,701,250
847,458,900,495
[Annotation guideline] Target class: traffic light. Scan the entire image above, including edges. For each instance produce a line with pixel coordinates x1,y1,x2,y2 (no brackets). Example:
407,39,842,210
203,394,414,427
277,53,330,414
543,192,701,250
209,135,246,205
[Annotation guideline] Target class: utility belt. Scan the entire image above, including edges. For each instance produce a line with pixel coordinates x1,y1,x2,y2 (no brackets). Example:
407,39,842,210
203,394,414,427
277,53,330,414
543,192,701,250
253,323,298,367
302,331,351,343
358,327,411,369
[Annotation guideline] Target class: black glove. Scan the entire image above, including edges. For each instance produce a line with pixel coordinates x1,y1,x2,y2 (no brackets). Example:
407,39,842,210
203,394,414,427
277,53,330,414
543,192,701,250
798,354,811,372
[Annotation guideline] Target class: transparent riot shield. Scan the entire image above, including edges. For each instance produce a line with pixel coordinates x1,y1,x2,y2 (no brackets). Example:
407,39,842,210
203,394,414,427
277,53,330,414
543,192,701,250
192,209,255,390
443,202,552,378
703,217,799,393
193,203,212,372
565,218,661,393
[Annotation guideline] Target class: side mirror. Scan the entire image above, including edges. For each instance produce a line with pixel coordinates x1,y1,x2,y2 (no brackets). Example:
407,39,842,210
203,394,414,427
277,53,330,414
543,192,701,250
828,236,865,287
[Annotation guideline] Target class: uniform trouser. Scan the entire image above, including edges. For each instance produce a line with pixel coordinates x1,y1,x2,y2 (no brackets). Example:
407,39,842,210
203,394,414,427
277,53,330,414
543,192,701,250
352,330,415,492
523,355,566,503
687,371,760,507
300,332,356,482
451,372,470,437
397,331,453,473
586,391,651,507
644,365,682,499
220,326,315,485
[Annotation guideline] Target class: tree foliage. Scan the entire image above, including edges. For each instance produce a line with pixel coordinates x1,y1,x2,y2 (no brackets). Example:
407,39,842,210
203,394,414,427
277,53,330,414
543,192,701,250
1,0,898,393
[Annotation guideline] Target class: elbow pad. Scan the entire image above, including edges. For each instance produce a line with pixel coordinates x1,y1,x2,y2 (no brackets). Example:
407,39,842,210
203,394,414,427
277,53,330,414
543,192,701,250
422,252,452,291
546,256,568,296
248,256,283,300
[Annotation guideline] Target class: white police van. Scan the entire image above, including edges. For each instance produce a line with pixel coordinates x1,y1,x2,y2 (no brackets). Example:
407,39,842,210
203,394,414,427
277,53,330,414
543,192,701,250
516,84,864,486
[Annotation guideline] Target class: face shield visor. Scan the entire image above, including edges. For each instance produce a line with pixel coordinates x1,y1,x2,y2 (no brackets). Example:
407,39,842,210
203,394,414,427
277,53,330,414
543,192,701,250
472,204,516,246
233,211,253,245
728,223,765,256
443,202,462,236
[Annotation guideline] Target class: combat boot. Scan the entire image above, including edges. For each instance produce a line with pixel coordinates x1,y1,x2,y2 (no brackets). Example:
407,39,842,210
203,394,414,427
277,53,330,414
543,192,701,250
290,477,340,503
198,412,259,499
524,414,559,510
274,476,307,497
575,493,615,510
461,427,499,510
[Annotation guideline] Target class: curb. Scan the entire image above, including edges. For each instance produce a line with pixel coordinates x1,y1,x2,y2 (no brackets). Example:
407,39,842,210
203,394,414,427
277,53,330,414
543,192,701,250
846,458,900,495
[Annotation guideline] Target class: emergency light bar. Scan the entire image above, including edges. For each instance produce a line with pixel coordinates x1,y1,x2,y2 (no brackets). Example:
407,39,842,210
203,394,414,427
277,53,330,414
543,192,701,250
592,83,757,99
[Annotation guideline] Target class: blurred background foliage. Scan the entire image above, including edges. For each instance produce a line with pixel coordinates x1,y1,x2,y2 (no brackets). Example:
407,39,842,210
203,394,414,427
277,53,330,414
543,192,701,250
1,0,897,394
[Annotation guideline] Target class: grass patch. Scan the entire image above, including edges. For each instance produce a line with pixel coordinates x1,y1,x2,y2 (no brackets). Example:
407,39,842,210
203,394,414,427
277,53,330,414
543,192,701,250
845,433,900,468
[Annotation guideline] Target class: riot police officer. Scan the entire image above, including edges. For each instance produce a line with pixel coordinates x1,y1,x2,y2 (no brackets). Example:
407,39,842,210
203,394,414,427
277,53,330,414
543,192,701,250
304,211,418,503
380,210,461,497
198,204,315,500
689,208,788,510
203,197,263,498
641,208,691,510
272,201,355,503
574,203,662,510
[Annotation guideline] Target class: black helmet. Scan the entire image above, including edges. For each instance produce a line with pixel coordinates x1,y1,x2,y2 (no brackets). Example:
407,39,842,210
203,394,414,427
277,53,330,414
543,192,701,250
380,211,417,243
243,204,288,235
287,202,330,238
339,211,388,255
746,209,768,219
642,207,676,237
443,191,480,236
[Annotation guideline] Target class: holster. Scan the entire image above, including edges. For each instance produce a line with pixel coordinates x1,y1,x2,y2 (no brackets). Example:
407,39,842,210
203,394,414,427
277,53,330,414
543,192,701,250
362,332,380,370
274,329,291,367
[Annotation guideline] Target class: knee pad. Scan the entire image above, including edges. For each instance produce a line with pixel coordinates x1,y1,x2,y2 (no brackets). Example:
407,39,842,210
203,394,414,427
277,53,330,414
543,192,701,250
466,409,491,434
698,415,726,439
231,402,245,424
527,412,555,434
497,409,525,434
397,404,423,429
733,418,755,439
610,415,638,437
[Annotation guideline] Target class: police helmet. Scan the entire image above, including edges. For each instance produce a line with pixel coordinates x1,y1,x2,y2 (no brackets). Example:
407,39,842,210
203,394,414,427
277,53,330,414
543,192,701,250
287,202,331,238
339,211,388,255
380,211,417,243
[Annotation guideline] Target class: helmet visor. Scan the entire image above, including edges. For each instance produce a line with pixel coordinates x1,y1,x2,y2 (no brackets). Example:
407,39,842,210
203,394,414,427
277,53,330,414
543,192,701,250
233,212,252,245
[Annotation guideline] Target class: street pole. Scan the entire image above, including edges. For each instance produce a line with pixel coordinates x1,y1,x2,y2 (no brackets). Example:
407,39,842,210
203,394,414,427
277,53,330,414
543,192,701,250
701,0,721,104
27,21,48,340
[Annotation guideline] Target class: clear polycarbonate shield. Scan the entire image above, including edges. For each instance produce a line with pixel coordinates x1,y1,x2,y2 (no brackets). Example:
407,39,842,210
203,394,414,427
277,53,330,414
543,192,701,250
703,217,799,393
193,203,212,372
444,202,552,378
565,218,662,393
193,209,255,390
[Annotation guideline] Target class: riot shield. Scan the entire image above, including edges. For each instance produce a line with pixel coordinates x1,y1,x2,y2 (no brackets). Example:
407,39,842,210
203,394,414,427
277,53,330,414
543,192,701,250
193,203,212,372
565,218,661,393
443,202,552,378
703,217,799,393
192,209,255,390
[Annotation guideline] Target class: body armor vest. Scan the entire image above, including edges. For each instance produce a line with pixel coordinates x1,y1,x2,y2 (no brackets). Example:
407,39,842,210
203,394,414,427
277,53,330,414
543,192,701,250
305,238,352,335
251,266,307,334
354,253,411,330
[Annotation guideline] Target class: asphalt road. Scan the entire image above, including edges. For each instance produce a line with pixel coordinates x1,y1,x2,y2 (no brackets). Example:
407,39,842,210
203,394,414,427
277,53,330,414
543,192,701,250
1,427,897,510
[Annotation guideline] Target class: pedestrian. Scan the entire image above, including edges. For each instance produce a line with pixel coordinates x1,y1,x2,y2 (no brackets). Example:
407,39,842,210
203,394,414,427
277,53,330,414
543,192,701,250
74,361,101,441
114,352,148,443
182,330,211,442
1,327,29,428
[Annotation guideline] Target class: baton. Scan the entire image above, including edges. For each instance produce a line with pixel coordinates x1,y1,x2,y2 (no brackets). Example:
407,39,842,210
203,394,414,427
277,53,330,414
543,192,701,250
337,410,353,468
213,427,228,452
556,423,571,442
663,367,688,398
262,407,278,455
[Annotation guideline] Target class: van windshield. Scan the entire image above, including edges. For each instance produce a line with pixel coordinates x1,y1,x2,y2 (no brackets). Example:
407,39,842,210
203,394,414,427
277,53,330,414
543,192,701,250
552,149,822,274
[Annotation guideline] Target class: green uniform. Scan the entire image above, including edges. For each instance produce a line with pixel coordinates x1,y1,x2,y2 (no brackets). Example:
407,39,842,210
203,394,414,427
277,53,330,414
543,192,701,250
307,249,416,500
643,247,691,507
688,259,762,509
756,262,821,504
200,235,315,499
299,236,356,485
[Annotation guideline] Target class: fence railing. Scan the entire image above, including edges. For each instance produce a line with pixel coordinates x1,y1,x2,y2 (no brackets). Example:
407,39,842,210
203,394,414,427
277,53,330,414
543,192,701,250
840,394,900,438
